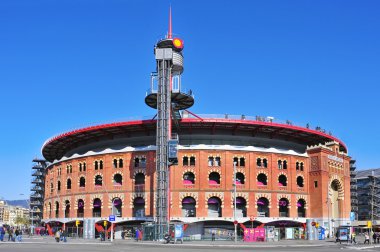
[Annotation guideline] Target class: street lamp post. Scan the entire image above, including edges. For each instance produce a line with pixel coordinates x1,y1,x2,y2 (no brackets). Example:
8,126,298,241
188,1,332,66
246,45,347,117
370,170,375,245
233,161,237,243
110,198,115,242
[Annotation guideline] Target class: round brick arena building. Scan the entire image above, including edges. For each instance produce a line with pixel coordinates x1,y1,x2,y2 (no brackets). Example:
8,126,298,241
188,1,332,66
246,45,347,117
40,13,352,240
41,114,352,239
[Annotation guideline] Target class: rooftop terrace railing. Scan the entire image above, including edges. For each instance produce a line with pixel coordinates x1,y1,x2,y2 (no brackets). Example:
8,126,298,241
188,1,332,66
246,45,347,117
43,113,339,147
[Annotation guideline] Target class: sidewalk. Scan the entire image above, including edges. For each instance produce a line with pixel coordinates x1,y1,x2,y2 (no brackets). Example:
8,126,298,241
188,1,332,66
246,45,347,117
6,236,380,249
114,238,337,248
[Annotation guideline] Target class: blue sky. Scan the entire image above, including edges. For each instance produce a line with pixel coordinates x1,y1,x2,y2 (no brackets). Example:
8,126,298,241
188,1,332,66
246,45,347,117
0,0,379,200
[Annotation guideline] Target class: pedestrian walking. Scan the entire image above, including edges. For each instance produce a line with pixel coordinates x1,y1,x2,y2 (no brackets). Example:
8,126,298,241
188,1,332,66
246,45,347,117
61,229,67,242
364,233,370,244
373,232,377,244
55,230,61,242
351,232,356,244
7,228,13,242
377,232,380,244
135,229,139,242
335,231,341,244
0,225,5,242
14,228,22,242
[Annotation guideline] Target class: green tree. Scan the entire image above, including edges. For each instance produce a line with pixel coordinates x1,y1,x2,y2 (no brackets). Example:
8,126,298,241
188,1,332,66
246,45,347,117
14,216,30,226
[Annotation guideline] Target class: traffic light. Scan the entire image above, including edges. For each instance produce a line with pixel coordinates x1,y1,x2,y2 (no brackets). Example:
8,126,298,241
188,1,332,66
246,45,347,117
315,222,319,228
75,220,80,227
104,221,107,227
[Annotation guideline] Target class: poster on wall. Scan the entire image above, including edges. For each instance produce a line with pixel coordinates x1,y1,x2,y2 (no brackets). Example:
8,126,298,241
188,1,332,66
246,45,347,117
286,228,294,239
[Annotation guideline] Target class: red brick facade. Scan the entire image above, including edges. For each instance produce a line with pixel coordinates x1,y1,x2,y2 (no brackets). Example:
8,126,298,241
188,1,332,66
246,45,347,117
43,145,350,223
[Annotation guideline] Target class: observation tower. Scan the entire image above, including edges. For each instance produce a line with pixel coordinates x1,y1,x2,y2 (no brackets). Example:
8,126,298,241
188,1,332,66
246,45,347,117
145,8,194,239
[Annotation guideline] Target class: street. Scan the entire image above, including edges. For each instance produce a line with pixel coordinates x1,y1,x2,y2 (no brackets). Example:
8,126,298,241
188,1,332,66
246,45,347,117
1,239,380,252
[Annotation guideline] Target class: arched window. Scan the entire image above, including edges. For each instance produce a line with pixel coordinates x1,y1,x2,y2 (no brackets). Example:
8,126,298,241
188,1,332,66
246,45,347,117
113,174,122,185
140,157,146,168
133,197,145,217
183,156,189,166
92,198,101,217
79,163,82,172
95,161,99,170
257,158,262,167
83,162,86,171
134,157,140,168
113,159,118,168
257,197,269,217
300,162,304,171
263,158,268,168
215,157,221,166
207,197,222,217
135,173,145,184
257,173,267,186
297,199,306,217
297,176,304,187
234,197,247,217
236,172,245,185
64,200,70,218
48,202,52,218
77,199,84,218
55,201,59,218
79,177,86,187
279,198,289,217
278,160,282,169
283,160,287,169
119,159,123,168
112,198,122,217
134,173,145,192
190,156,196,166
183,172,195,185
99,160,103,169
50,183,54,193
95,175,102,186
239,157,245,167
208,157,214,166
67,178,72,189
278,175,287,186
209,172,220,185
296,162,300,170
57,181,61,191
182,197,196,217
233,157,239,166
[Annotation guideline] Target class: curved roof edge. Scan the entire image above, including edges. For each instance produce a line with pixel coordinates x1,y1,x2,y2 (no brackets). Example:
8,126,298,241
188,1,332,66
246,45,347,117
42,117,347,162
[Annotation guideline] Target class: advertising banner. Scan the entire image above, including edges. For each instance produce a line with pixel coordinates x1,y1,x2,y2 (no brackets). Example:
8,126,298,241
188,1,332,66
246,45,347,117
243,228,265,242
174,224,183,239
339,228,349,241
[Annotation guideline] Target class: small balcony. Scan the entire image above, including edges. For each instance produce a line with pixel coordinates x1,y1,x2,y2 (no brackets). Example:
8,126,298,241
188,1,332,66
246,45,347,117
31,186,43,191
133,184,145,193
278,186,288,191
257,185,268,190
32,165,43,169
30,201,43,206
31,179,43,184
297,187,306,192
32,171,43,176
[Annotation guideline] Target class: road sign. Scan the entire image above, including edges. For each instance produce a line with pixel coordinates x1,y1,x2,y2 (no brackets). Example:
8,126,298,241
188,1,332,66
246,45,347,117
109,215,115,222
